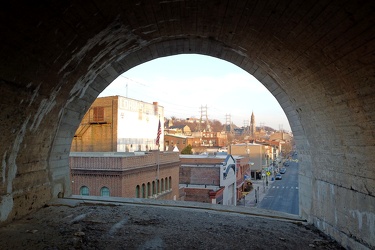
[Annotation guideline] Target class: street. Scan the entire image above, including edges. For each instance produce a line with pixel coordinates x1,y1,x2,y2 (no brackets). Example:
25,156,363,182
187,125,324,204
258,157,299,215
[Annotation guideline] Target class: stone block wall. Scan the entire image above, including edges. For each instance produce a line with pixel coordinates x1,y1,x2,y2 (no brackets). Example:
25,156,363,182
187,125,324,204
0,2,374,249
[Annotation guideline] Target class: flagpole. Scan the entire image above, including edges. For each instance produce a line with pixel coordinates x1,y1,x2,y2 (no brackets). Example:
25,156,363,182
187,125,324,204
156,115,161,182
157,146,160,181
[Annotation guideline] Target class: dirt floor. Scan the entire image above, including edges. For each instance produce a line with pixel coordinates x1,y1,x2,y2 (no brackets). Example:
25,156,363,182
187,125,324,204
0,198,344,250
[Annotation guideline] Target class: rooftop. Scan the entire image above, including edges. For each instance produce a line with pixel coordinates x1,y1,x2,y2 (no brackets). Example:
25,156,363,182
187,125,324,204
70,151,147,157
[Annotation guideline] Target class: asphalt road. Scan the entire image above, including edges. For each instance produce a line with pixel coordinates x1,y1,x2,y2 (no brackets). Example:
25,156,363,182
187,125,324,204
258,157,299,215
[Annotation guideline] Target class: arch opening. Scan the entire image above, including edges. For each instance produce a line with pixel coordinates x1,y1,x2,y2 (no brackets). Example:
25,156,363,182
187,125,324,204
68,54,297,215
0,2,374,248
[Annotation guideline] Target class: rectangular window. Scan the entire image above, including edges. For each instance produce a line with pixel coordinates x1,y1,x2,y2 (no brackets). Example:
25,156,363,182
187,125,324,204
92,107,104,122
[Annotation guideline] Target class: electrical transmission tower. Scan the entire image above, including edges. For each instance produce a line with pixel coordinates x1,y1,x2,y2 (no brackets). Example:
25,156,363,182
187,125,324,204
225,114,234,134
199,105,210,132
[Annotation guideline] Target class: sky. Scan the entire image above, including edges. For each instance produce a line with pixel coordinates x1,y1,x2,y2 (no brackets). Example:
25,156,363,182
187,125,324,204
99,54,291,132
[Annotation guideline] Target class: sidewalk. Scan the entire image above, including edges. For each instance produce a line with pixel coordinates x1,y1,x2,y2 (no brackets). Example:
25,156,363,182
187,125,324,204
238,178,275,207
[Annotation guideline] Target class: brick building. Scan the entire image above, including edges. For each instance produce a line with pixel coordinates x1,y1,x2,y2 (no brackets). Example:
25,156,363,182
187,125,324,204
269,132,292,142
71,96,164,152
179,154,251,205
258,140,283,165
191,131,228,147
164,134,195,153
70,151,180,200
235,156,253,200
69,96,177,201
229,143,274,179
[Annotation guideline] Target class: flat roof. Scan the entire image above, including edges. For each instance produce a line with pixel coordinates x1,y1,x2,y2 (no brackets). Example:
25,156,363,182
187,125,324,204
69,152,146,157
232,143,261,146
179,154,243,160
181,164,222,168
179,154,228,159
179,184,221,191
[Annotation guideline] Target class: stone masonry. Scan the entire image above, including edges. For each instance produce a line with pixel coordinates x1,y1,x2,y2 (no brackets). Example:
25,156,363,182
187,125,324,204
0,1,374,249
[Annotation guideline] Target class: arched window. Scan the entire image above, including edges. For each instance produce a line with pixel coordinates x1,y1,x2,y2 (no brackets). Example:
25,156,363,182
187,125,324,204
157,180,160,194
161,178,164,192
136,185,140,198
165,177,168,190
100,187,110,197
142,183,146,198
152,181,156,195
169,176,172,190
80,186,89,196
147,182,151,197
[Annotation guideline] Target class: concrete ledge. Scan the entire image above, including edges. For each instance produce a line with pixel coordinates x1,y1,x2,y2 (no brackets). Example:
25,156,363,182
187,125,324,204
48,195,305,223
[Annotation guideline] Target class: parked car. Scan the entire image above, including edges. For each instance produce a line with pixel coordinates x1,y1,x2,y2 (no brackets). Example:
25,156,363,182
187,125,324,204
275,173,282,180
280,168,287,174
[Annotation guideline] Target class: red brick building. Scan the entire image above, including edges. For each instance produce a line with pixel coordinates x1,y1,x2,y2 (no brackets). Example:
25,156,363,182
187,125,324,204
70,151,180,200
235,156,252,200
190,131,228,148
164,134,195,153
179,154,251,205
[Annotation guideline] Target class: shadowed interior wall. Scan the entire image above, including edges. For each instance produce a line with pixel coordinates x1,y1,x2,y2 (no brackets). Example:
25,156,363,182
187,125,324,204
0,1,374,249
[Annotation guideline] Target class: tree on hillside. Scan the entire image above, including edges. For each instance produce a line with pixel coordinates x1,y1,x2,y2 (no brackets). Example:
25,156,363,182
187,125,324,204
211,119,224,131
166,117,224,132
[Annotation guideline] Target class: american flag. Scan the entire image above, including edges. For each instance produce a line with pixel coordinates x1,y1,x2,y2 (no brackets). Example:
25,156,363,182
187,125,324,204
156,119,161,146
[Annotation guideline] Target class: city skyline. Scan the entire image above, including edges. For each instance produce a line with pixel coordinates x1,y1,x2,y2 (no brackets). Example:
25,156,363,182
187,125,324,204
99,54,291,132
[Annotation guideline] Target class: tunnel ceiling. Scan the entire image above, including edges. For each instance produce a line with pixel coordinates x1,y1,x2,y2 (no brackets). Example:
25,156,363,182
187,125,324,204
1,0,373,176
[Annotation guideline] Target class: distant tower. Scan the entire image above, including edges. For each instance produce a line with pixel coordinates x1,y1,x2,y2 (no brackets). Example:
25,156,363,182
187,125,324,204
199,105,210,132
225,114,234,134
250,111,256,137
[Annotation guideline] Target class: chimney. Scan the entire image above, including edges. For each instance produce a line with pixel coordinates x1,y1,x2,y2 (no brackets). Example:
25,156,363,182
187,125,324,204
153,102,158,115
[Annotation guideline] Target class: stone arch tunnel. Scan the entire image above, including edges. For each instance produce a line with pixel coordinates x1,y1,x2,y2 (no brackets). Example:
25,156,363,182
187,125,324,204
0,1,374,248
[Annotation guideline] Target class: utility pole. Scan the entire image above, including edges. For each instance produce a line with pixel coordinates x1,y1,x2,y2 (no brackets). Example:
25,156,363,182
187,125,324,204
243,120,249,135
120,75,148,99
279,124,284,140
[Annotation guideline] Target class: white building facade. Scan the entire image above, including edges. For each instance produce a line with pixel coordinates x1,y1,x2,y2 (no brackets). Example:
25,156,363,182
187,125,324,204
117,96,164,152
220,155,237,206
